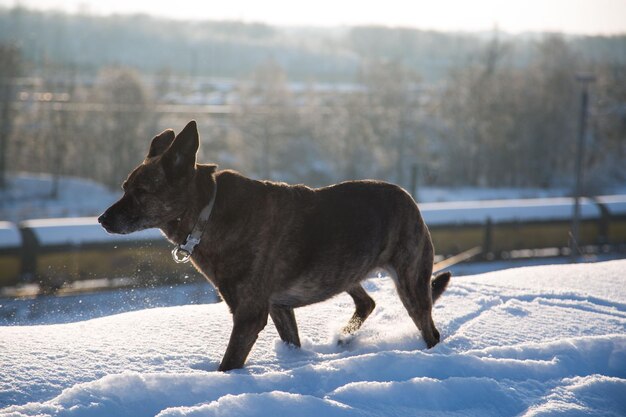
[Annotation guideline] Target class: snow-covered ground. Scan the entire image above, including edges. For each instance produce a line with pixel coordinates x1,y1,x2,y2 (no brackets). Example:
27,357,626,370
0,173,119,223
1,260,624,417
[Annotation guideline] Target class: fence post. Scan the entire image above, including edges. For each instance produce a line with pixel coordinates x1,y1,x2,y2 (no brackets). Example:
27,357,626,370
483,217,493,260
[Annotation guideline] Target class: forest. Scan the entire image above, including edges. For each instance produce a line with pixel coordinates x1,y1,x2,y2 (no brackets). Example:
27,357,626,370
0,6,625,193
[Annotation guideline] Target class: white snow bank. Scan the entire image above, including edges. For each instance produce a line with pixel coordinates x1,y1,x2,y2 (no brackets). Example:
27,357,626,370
596,194,626,215
0,260,624,417
0,173,120,223
21,217,162,245
0,222,20,248
420,197,602,225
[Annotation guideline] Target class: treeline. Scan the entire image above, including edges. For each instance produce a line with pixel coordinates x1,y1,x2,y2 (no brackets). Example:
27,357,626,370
223,39,625,191
3,41,625,193
0,7,356,82
1,7,625,82
0,8,625,194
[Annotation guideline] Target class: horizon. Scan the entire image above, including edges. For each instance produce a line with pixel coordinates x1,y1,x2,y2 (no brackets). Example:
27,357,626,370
2,0,626,36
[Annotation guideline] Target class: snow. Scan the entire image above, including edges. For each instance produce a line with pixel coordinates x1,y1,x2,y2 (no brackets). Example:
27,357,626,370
416,185,626,204
21,217,162,245
0,282,219,326
0,173,119,223
1,260,625,417
420,197,602,225
596,194,626,215
0,222,20,248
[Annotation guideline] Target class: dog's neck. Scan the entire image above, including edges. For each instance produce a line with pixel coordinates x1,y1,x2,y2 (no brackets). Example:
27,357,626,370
162,165,217,246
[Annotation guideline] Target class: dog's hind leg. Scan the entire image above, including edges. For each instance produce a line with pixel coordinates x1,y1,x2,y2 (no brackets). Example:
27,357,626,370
391,234,441,349
342,284,376,335
270,305,301,347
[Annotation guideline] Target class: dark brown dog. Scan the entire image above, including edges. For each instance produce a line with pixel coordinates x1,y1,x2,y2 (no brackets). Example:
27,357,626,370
99,120,451,371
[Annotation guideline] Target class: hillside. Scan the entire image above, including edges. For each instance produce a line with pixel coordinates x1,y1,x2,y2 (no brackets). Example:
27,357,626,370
1,7,625,81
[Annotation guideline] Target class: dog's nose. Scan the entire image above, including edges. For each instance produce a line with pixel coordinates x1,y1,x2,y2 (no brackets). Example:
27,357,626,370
97,213,108,225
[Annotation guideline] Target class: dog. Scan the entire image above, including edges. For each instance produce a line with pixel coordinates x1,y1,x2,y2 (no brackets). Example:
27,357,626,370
99,120,451,371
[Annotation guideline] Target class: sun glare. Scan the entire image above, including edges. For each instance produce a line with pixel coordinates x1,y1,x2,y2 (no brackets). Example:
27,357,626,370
2,0,626,34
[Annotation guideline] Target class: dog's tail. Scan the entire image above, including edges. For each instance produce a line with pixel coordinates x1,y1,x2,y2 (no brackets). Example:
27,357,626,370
431,271,451,303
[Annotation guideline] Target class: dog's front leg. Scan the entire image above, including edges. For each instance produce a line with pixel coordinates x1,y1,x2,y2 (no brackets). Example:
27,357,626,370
218,306,269,371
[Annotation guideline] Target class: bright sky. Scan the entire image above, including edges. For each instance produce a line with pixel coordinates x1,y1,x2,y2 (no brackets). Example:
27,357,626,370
4,0,626,35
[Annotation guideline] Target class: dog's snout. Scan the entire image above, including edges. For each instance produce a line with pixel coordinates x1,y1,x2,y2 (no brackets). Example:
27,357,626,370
98,211,116,232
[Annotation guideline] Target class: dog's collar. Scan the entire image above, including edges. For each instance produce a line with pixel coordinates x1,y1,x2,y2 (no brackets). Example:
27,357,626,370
171,181,217,263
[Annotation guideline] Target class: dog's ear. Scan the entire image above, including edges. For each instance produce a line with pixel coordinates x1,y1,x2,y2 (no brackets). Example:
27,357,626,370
162,120,200,179
147,129,175,158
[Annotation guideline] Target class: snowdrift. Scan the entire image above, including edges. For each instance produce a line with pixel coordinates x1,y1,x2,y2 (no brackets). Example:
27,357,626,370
0,174,119,223
1,260,625,417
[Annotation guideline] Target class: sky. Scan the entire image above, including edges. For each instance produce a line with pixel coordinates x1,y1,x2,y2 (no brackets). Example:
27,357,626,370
3,0,626,35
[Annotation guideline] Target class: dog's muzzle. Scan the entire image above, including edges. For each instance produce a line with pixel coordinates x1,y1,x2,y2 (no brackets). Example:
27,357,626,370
97,212,113,232
98,211,132,234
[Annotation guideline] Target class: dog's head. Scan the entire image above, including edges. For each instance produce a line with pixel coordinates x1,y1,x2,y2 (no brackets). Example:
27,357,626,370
98,120,210,234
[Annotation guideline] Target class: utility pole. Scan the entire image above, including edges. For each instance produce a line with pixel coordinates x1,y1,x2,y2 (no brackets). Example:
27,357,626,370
570,73,595,261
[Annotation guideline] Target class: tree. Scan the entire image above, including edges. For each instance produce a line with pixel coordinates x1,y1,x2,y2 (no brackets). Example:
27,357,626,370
525,35,579,187
0,43,21,189
358,59,421,187
437,33,517,186
583,60,626,192
90,67,154,188
234,59,295,180
437,34,585,188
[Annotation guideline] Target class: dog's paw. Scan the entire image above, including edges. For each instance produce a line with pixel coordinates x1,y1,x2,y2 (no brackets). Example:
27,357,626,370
337,333,356,347
424,327,441,349
433,327,441,343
